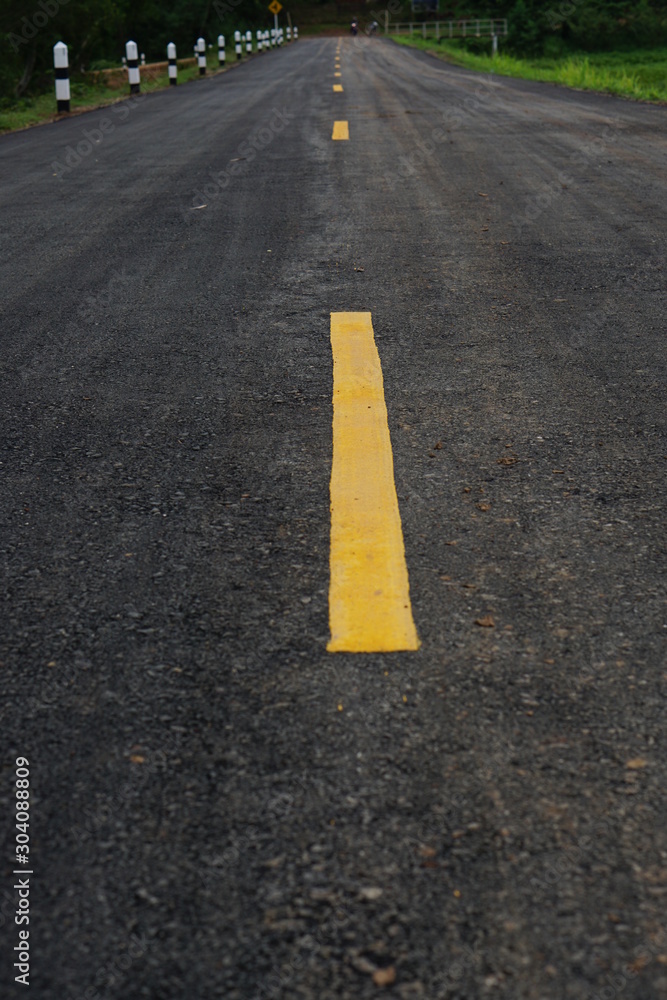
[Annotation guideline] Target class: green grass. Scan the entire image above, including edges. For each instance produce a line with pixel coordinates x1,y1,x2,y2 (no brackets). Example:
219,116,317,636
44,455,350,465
0,53,247,134
392,35,667,103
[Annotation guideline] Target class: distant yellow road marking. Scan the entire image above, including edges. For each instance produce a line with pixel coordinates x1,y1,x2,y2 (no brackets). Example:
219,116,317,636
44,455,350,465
333,84,343,92
334,71,342,77
332,120,349,140
328,312,419,653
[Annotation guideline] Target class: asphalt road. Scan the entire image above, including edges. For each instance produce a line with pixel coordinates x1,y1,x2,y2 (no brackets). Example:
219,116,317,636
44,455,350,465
0,35,666,1000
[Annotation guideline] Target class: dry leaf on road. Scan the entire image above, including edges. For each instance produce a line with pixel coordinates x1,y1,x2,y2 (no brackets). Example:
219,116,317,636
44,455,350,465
373,966,396,987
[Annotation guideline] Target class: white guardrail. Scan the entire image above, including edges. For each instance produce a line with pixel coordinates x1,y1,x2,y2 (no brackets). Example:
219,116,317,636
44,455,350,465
389,19,508,39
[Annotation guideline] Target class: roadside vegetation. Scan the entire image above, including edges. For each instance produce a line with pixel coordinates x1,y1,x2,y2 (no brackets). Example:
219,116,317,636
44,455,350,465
1,58,220,133
1,1,666,132
392,37,667,103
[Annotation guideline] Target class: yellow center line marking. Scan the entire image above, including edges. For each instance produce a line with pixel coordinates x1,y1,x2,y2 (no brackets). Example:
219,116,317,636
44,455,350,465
328,312,420,653
333,84,343,92
334,71,342,77
332,120,349,140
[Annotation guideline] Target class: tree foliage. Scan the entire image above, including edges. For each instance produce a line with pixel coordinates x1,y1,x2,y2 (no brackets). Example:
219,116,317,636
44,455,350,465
1,0,666,100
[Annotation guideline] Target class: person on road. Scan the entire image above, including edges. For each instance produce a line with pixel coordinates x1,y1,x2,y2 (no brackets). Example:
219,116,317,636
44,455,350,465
351,19,358,36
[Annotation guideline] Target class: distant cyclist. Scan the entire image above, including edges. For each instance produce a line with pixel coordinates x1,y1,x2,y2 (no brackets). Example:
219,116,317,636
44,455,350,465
350,19,358,35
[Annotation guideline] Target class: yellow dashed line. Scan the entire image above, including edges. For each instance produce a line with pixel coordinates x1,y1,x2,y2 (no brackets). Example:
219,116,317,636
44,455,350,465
332,120,349,140
327,312,419,653
333,84,343,92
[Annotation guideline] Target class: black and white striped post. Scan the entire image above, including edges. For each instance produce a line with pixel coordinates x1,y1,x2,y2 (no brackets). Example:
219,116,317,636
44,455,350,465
270,27,276,47
53,41,70,113
197,37,206,75
294,26,298,40
234,30,242,59
140,52,146,66
218,34,225,66
286,26,291,42
167,42,177,84
245,30,252,54
126,40,140,94
256,29,263,51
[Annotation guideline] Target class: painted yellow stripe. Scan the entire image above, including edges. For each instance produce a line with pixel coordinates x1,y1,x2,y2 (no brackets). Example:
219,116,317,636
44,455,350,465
332,120,349,140
334,71,342,77
333,84,343,92
328,312,419,653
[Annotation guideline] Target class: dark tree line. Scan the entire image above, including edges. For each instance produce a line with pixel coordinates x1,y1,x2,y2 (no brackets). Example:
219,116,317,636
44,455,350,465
1,0,666,102
0,0,271,100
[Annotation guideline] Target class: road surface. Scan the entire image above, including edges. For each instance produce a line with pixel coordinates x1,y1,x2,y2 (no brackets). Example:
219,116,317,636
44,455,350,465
0,35,665,1000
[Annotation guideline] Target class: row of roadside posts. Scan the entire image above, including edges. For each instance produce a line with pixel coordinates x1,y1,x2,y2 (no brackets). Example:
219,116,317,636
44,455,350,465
52,25,298,111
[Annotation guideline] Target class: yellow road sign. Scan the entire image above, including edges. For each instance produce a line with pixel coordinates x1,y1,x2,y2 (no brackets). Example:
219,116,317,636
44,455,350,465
268,1,282,13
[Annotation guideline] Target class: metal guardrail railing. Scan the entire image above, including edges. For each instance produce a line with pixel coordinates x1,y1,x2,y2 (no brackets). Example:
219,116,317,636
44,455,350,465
390,19,508,39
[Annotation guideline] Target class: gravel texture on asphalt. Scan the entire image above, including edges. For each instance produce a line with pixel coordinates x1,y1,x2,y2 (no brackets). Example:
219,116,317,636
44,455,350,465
0,35,665,1000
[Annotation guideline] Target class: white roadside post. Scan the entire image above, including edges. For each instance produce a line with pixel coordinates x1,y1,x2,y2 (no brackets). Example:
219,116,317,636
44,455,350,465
218,34,225,66
256,29,263,51
167,42,177,84
278,28,284,46
53,41,70,113
245,30,252,54
294,26,298,40
197,37,206,75
126,40,140,94
492,33,498,56
122,56,126,68
270,27,276,47
234,30,242,58
286,26,291,41
140,52,146,66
